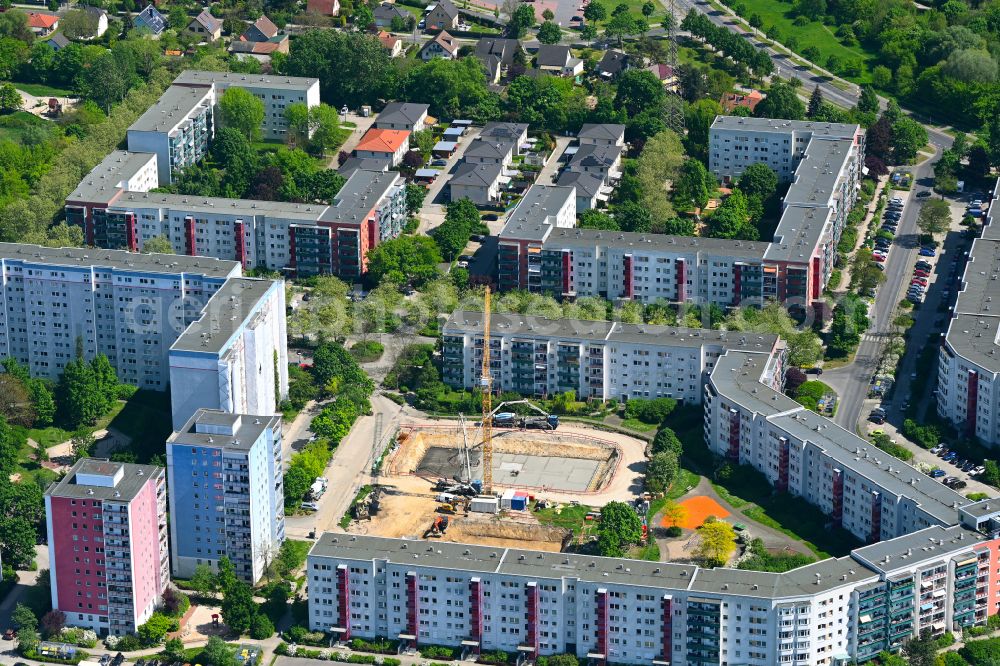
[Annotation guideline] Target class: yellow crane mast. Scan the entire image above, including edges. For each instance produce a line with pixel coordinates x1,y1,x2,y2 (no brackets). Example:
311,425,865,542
481,286,493,495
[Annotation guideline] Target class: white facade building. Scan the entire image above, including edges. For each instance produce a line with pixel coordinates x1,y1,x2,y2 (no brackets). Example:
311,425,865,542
442,311,783,402
938,180,1000,446
168,277,288,429
126,85,215,186
0,243,239,389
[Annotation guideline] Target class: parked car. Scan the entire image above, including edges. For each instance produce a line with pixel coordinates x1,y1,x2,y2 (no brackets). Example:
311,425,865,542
301,501,319,511
869,412,885,424
483,213,499,221
911,278,928,287
930,469,947,478
916,261,933,269
919,248,937,257
929,444,944,454
2,628,14,640
806,367,824,374
937,447,949,457
431,159,448,167
952,480,968,490
943,476,958,485
916,190,932,198
973,465,986,476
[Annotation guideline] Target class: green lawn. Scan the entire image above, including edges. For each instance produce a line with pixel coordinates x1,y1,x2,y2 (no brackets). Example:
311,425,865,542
712,0,876,83
14,82,75,98
0,111,51,143
621,417,658,432
25,426,73,448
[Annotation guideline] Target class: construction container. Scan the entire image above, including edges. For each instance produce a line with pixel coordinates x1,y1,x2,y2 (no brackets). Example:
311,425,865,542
500,489,516,509
470,496,499,514
509,495,527,511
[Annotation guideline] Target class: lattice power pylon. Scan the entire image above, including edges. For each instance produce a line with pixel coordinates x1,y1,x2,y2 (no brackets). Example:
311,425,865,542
664,0,685,134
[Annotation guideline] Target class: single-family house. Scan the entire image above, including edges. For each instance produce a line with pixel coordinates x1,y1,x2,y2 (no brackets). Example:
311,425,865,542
377,30,403,57
44,33,70,51
721,90,764,113
134,5,168,36
535,45,583,78
306,0,341,16
374,2,410,28
421,30,459,60
375,103,431,133
557,170,605,211
241,15,279,42
577,123,626,147
480,122,529,155
187,10,223,42
567,143,623,180
464,139,516,167
596,50,630,79
229,35,290,60
645,62,677,90
450,161,505,205
355,128,411,167
84,7,109,37
26,13,59,36
474,38,522,84
426,0,459,31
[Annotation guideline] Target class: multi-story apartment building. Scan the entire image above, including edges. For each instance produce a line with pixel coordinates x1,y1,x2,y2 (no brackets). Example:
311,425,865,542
704,349,978,544
166,409,284,583
126,85,215,186
497,185,577,291
938,179,1000,446
441,310,783,402
168,277,288,429
307,519,1000,666
0,243,239,389
45,459,169,637
67,159,405,279
500,117,864,316
171,70,320,142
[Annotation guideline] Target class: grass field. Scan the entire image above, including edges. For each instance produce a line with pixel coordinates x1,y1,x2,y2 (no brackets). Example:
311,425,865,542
712,0,876,83
14,82,75,98
0,111,50,143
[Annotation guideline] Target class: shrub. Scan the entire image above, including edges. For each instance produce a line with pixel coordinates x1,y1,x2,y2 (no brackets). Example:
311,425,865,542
285,625,308,642
275,643,290,656
249,614,275,640
624,397,678,424
665,526,682,537
350,340,385,363
421,645,456,660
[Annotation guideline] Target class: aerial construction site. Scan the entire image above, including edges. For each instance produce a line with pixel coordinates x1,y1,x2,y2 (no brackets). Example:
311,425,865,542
342,287,648,553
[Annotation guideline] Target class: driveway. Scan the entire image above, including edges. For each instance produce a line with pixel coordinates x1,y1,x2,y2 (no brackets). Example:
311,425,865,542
416,126,483,235
535,136,572,186
327,111,378,168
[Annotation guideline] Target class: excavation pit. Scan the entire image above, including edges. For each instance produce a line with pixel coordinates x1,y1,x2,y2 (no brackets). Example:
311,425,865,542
391,426,620,494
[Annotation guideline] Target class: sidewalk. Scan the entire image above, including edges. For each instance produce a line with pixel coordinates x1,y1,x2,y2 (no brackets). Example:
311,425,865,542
833,175,887,292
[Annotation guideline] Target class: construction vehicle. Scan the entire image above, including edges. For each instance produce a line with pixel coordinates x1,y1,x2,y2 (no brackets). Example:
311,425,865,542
423,515,450,538
490,401,559,430
438,503,457,514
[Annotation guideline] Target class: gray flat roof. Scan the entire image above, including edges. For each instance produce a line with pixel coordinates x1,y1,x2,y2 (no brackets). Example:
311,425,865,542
954,238,1000,317
542,227,770,259
578,123,625,141
783,138,854,207
172,69,319,90
0,242,238,278
319,169,401,227
310,533,507,574
981,177,1000,240
46,459,162,502
690,556,877,598
945,314,1000,373
770,409,970,524
709,351,802,415
710,115,859,138
168,409,280,451
851,525,983,573
499,184,575,240
171,278,277,354
128,85,212,134
959,498,1000,519
375,102,429,128
113,191,329,221
445,310,778,353
67,150,157,205
763,205,833,263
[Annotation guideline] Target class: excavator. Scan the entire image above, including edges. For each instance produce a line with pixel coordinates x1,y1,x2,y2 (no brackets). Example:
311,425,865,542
489,399,560,430
424,515,450,538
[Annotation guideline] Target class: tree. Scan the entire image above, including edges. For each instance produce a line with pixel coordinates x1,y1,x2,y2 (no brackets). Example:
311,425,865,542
221,579,256,634
163,638,186,663
542,8,555,20
660,499,687,528
71,429,96,461
509,4,537,37
673,159,712,211
219,88,265,143
402,57,498,122
367,235,442,287
38,609,63,639
695,520,736,566
902,631,938,666
614,69,665,117
857,85,879,116
583,1,606,22
982,460,1000,487
642,1,655,16
80,53,128,113
16,626,39,655
890,116,928,163
202,636,237,666
190,563,218,599
56,357,102,428
683,97,721,161
917,199,951,235
249,614,275,640
807,86,823,118
285,102,311,148
707,190,756,240
0,374,33,427
737,163,778,201
60,9,100,39
646,451,679,494
91,354,119,415
652,426,682,456
138,612,178,646
578,209,619,230
11,603,37,631
596,500,643,557
353,3,374,30
537,21,562,44
405,184,427,215
0,82,21,113
754,81,805,120
309,103,341,156
142,235,175,254
605,12,641,45
506,74,588,133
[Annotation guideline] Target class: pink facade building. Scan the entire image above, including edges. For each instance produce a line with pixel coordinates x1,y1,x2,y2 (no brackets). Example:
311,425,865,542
45,459,169,636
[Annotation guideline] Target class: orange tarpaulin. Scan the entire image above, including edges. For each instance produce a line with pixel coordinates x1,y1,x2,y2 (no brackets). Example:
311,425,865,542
661,495,731,530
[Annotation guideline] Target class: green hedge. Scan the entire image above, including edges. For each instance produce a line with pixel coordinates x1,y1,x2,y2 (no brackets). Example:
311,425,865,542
23,649,90,665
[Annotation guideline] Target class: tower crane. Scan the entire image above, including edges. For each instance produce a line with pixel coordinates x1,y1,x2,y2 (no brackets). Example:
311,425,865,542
480,286,493,494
